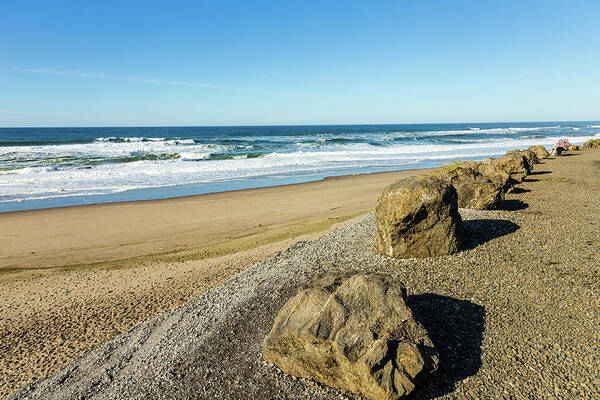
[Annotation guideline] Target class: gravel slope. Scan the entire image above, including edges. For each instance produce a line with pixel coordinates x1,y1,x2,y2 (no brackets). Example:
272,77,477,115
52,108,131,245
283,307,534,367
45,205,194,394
7,149,600,400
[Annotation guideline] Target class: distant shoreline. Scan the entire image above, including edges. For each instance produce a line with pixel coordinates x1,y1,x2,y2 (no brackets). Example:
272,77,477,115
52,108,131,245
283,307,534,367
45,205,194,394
0,167,434,271
0,167,431,214
1,119,599,129
2,122,598,213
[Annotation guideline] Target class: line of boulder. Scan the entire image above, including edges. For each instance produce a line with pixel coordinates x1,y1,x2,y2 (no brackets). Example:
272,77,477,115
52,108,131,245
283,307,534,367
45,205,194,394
261,143,580,399
376,145,548,259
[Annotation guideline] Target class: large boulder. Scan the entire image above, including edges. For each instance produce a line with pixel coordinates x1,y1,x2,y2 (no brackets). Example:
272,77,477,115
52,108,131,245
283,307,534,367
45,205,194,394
505,149,539,169
583,139,600,149
434,165,504,210
475,163,512,192
375,175,463,258
459,161,512,192
485,154,530,183
263,272,439,400
528,145,549,160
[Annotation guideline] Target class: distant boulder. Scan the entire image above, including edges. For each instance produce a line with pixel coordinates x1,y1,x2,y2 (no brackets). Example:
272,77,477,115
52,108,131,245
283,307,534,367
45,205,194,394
376,175,463,258
475,163,512,193
434,164,505,210
528,145,549,160
485,154,530,183
505,150,539,169
583,139,600,149
263,272,439,400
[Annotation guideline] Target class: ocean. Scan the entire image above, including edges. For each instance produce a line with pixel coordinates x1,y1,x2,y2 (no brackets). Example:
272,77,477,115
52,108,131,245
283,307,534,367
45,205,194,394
1,122,599,213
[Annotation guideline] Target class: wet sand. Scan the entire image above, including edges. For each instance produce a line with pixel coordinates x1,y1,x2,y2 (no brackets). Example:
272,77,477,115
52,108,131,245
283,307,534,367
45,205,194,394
0,169,432,273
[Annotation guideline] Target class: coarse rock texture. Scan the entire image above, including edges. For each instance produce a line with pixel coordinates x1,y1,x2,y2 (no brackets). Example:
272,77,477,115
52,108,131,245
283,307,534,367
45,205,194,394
458,161,512,193
375,175,463,258
583,139,600,149
6,148,600,400
263,272,439,400
504,150,539,169
485,154,531,183
434,166,505,210
528,145,550,160
569,145,581,152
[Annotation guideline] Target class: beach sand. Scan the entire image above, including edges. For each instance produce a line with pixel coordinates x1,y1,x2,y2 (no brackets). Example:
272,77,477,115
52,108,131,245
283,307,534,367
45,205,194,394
3,150,600,399
0,168,429,397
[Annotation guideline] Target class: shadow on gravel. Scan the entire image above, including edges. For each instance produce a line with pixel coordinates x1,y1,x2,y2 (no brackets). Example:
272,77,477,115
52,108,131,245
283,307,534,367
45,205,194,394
407,294,485,399
509,187,531,194
461,219,520,250
530,170,551,175
497,199,528,210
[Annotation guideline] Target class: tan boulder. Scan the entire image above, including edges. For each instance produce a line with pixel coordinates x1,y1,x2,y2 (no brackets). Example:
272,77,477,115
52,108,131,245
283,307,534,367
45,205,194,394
504,149,539,169
568,144,580,151
528,145,549,159
376,175,463,258
485,154,530,183
434,165,504,210
475,163,512,192
583,139,600,149
263,272,439,400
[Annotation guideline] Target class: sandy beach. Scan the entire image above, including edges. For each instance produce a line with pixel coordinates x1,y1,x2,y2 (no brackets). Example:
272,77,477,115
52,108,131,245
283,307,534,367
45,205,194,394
2,149,600,399
4,147,599,400
0,168,429,397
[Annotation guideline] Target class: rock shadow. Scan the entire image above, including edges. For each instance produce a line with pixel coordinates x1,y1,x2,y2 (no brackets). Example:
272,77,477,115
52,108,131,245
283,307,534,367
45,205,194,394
497,199,528,210
461,218,520,250
509,187,531,194
407,294,485,399
530,170,551,175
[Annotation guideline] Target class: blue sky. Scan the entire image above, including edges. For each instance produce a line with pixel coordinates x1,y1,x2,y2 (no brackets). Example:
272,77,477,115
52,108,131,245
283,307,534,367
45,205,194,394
1,0,599,127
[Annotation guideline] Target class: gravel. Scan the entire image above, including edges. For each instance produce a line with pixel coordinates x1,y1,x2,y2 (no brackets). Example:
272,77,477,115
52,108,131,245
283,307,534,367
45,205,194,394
6,149,600,400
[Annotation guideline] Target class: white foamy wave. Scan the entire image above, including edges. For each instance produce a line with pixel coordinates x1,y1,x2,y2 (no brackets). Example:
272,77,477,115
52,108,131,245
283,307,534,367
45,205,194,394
0,140,212,159
179,151,211,160
95,136,166,142
2,133,596,203
94,136,197,144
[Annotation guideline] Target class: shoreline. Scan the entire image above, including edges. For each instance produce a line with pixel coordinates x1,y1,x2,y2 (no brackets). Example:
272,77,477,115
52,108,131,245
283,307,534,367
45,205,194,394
0,167,434,272
0,167,431,216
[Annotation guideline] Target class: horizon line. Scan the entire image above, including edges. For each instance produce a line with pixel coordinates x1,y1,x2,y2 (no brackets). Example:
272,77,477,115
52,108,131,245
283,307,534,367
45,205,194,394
1,119,599,129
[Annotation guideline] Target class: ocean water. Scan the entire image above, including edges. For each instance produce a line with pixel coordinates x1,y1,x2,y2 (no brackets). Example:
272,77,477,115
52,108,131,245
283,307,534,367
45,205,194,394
1,122,599,212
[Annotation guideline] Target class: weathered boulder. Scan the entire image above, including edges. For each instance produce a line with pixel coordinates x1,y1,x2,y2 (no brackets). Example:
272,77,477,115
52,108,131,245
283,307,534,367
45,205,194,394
376,175,463,258
505,150,539,169
528,145,549,160
475,163,512,192
485,155,530,183
434,165,504,210
263,272,439,400
447,161,511,192
568,144,580,151
583,139,600,149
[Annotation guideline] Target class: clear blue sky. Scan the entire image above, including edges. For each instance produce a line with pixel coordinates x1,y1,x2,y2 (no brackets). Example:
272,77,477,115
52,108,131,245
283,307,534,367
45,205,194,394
1,0,599,127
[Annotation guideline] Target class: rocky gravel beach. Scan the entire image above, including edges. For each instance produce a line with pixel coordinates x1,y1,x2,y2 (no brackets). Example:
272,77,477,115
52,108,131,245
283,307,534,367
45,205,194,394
5,149,600,399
